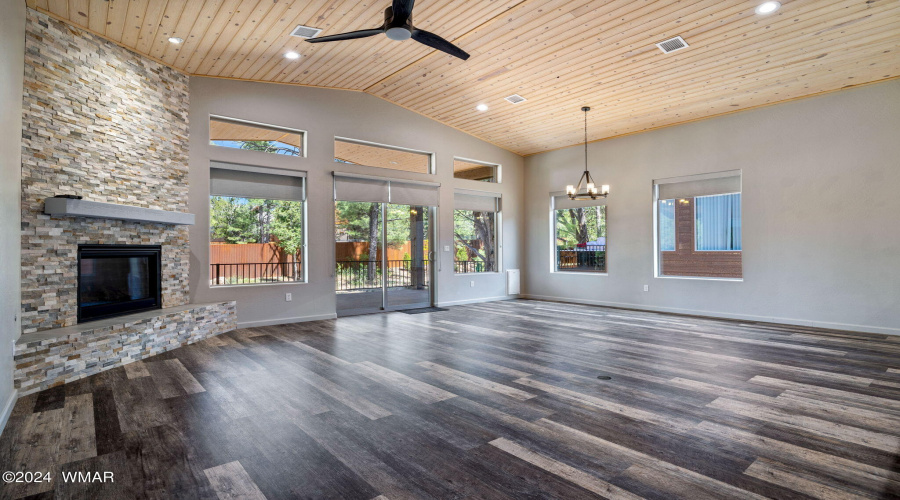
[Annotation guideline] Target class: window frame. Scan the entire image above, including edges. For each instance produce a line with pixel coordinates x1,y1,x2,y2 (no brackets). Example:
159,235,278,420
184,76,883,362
652,173,743,282
452,156,502,184
334,136,435,175
209,115,308,158
208,163,308,288
549,194,609,276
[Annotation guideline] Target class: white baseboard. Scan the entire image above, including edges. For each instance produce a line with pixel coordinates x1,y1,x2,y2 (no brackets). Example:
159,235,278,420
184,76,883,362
521,294,900,336
237,312,337,329
436,295,518,307
0,388,17,437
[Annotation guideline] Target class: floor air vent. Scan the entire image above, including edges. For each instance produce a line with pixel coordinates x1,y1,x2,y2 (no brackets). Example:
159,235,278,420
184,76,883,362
656,36,689,54
505,94,527,104
290,25,322,38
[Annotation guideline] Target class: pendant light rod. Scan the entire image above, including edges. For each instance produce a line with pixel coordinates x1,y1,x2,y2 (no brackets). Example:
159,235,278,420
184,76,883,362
565,106,609,200
583,106,589,176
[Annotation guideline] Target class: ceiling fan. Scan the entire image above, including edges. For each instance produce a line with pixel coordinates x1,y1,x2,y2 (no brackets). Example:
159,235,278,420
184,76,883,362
305,0,470,61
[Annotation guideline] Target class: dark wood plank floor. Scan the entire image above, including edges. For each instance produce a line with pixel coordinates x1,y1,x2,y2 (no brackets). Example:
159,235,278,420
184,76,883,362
2,299,900,499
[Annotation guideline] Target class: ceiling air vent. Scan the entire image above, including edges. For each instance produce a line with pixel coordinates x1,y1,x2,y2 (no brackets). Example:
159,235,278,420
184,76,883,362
656,36,689,54
290,25,322,38
505,94,527,104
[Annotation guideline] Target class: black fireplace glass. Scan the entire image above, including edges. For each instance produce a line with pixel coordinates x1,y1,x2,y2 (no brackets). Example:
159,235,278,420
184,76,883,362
77,245,162,322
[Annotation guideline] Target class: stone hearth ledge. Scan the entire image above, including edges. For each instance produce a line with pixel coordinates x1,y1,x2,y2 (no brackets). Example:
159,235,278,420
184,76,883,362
14,302,237,396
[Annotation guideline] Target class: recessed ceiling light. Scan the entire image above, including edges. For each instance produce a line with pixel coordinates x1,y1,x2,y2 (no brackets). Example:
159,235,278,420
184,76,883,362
476,104,489,112
168,37,183,44
755,1,781,15
285,51,300,60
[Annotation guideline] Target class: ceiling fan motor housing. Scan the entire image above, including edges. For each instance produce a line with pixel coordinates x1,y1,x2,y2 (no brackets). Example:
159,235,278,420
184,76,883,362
385,6,413,40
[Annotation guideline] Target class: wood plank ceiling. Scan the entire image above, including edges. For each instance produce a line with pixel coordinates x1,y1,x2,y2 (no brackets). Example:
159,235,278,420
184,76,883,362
26,0,900,155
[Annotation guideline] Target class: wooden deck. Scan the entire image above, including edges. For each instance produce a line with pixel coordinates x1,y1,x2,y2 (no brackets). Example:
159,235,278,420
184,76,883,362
1,299,899,499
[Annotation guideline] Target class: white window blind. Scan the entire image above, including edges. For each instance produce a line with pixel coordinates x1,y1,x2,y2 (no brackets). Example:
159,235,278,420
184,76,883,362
210,163,306,201
454,189,501,212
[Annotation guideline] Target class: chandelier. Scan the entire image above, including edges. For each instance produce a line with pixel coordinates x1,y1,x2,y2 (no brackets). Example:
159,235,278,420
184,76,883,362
565,106,609,200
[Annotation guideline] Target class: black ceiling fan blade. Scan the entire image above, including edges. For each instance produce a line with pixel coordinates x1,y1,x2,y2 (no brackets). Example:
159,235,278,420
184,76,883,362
411,29,470,60
306,29,383,43
392,0,415,25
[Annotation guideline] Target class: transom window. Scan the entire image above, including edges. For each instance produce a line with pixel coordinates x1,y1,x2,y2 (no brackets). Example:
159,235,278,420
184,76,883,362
334,138,433,174
210,116,304,157
454,158,499,183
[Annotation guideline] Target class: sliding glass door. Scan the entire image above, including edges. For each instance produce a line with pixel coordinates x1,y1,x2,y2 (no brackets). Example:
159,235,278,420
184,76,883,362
385,204,432,308
334,200,434,316
335,201,384,314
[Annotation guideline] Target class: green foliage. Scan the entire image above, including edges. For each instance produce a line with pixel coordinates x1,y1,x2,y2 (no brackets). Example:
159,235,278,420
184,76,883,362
269,201,305,257
239,140,301,156
335,201,429,255
210,197,258,244
555,205,606,248
209,196,304,256
453,209,495,272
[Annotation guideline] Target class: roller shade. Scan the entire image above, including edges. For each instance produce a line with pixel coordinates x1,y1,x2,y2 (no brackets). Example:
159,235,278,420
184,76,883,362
333,174,390,203
333,172,440,206
210,164,305,201
552,192,607,211
390,182,440,207
454,189,500,212
655,170,741,200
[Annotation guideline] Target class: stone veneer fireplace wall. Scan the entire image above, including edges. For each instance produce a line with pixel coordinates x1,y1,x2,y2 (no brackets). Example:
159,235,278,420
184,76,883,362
20,10,190,334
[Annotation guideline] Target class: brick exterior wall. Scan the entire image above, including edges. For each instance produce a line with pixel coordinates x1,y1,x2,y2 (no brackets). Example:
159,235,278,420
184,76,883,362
20,10,191,333
660,198,742,278
13,302,237,396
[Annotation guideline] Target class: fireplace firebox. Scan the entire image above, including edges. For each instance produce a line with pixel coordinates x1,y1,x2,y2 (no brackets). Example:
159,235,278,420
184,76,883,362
77,245,162,323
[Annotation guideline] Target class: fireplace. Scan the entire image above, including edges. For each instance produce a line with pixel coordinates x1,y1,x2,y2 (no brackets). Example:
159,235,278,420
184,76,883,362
77,245,162,323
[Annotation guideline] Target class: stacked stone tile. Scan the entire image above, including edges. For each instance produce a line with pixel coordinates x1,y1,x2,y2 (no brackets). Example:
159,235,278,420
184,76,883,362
14,11,238,395
14,302,237,395
20,10,191,333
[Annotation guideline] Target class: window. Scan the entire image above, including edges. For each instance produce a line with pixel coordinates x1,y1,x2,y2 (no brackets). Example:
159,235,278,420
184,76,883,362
654,171,742,278
453,190,500,273
210,116,304,157
552,194,607,273
209,164,306,286
695,193,742,251
334,138,433,174
454,158,499,183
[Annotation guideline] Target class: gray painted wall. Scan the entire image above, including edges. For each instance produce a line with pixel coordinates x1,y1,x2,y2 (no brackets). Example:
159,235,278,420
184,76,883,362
523,80,900,335
0,0,25,423
188,78,524,327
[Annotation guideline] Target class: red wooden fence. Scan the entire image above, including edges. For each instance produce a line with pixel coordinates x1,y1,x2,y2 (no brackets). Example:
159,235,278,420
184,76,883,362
210,242,298,265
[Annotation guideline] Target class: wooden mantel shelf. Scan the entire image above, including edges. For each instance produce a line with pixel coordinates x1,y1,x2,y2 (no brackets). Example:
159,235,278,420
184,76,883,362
43,197,195,225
